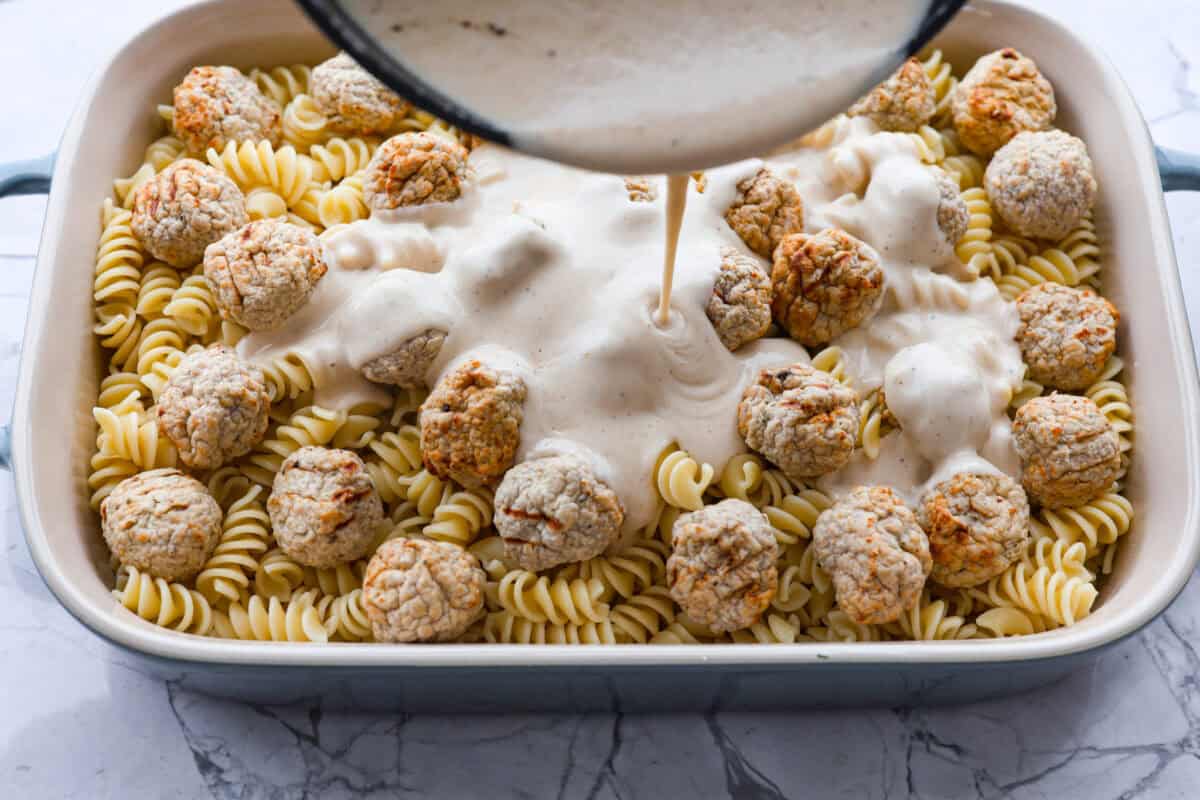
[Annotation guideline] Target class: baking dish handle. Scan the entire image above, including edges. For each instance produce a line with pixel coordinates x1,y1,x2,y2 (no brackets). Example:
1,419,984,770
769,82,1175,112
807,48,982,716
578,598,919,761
1158,146,1200,192
0,152,55,198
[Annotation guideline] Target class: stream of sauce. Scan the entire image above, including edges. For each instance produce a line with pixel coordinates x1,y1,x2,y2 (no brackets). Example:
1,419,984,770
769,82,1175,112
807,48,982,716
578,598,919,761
657,174,690,325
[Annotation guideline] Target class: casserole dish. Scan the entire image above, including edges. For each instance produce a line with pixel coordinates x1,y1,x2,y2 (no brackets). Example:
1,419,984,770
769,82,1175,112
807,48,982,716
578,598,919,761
6,0,1200,711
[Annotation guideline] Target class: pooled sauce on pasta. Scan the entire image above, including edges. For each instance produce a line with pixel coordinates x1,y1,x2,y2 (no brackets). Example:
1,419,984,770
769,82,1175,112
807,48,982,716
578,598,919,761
239,116,1024,537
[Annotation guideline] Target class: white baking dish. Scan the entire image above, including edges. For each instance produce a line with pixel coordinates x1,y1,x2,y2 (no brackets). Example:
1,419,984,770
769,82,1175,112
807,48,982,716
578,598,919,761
8,0,1200,710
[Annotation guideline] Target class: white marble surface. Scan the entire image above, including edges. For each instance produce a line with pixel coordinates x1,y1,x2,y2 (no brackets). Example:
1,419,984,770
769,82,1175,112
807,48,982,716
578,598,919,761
1,1,1199,797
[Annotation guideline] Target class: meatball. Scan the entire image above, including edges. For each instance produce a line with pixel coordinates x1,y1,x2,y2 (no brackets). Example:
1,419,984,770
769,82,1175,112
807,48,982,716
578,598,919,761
310,52,411,135
156,344,270,470
494,455,624,571
624,176,658,202
363,132,472,212
666,499,778,633
1013,394,1122,509
933,167,969,246
203,219,328,331
1015,283,1119,391
131,159,248,268
362,538,486,642
770,229,885,347
724,168,804,258
268,446,384,568
985,130,1097,241
919,471,1030,588
362,329,447,387
420,360,527,489
172,65,282,154
848,57,936,133
813,486,932,624
100,468,221,582
737,364,859,480
951,48,1056,156
706,248,772,351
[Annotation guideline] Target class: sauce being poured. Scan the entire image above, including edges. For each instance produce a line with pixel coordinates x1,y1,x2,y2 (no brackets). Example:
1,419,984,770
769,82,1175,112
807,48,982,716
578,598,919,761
657,174,690,325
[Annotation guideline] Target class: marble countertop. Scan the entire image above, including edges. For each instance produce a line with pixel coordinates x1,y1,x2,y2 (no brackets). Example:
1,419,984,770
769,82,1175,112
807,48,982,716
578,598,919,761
2,1,1199,797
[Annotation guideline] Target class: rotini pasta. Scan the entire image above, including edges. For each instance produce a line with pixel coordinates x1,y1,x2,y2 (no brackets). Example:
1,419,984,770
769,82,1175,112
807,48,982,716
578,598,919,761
240,405,348,486
308,137,378,183
195,485,272,605
94,201,145,305
422,487,494,546
955,187,999,280
317,173,369,228
483,609,617,645
206,140,317,207
248,64,312,107
281,94,329,151
654,444,715,511
162,272,219,337
213,589,330,643
113,565,213,635
610,586,676,643
497,570,610,625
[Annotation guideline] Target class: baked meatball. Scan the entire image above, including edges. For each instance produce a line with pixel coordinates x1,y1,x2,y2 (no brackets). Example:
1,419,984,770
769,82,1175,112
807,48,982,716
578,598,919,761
624,176,658,202
172,65,282,154
1013,394,1122,509
933,167,970,246
310,52,411,135
362,329,447,387
1015,283,1119,391
494,455,624,571
666,499,778,633
813,486,932,624
362,538,486,642
203,219,328,331
420,360,527,489
363,132,472,212
724,168,804,258
156,344,270,470
100,468,222,582
268,446,384,568
737,364,859,480
132,159,248,268
771,229,885,347
848,57,936,133
985,130,1097,241
951,48,1056,156
706,248,772,351
919,471,1030,588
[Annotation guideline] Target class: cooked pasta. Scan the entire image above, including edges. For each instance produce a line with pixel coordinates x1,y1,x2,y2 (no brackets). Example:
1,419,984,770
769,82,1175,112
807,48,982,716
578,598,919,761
610,586,677,643
497,571,610,625
716,452,766,502
206,140,317,207
654,444,715,511
281,94,329,151
572,538,669,600
422,487,494,546
955,187,999,280
884,592,980,641
920,49,957,125
248,64,312,107
317,173,369,227
135,263,181,318
213,589,331,643
761,485,832,546
240,405,348,486
113,565,213,635
94,201,145,305
731,612,807,644
809,345,853,385
308,137,378,183
195,485,272,605
163,272,219,337
484,609,618,644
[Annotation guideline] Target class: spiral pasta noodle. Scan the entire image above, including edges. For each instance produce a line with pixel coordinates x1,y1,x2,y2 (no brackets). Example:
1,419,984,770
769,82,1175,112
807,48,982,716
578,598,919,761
761,486,832,546
975,606,1051,638
135,263,181,319
213,589,331,643
94,201,145,305
422,487,494,547
483,610,617,645
716,452,766,502
196,485,272,605
920,49,957,125
163,272,219,337
498,570,610,625
654,444,715,511
206,140,317,207
318,173,369,228
969,562,1098,627
113,565,214,635
573,538,669,601
93,405,176,470
240,405,348,486
248,64,312,107
885,593,980,641
1030,491,1134,559
281,94,329,151
809,345,853,385
256,351,318,402
955,188,999,280
323,589,373,642
730,613,806,644
308,137,378,183
610,586,676,644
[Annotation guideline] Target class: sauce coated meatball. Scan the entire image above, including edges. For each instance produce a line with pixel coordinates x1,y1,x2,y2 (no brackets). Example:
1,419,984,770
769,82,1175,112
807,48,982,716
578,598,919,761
848,57,936,133
203,219,328,331
770,229,885,347
1016,283,1119,391
156,344,270,470
737,364,859,480
420,360,527,489
172,65,282,154
666,499,778,633
951,48,1056,156
100,468,221,582
724,168,804,259
919,471,1030,588
362,538,486,642
132,159,248,268
268,446,384,568
985,130,1096,241
495,455,624,571
706,248,772,352
310,52,411,135
1013,394,1121,509
933,166,969,246
813,486,932,624
363,132,472,212
362,328,447,388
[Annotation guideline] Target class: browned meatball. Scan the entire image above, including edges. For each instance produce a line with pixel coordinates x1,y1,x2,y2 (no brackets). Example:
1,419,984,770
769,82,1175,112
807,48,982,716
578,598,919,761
362,538,486,642
848,57,936,133
362,329,447,388
268,446,383,568
667,499,778,633
310,52,412,135
363,132,472,212
100,468,221,582
420,360,527,489
951,48,1056,156
724,168,804,258
771,229,885,347
813,486,931,624
132,159,248,268
172,65,282,154
1013,394,1122,509
706,248,772,351
919,472,1030,588
495,455,624,571
156,344,270,470
1015,283,1119,391
933,167,970,246
985,130,1097,241
203,219,328,331
737,364,859,480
